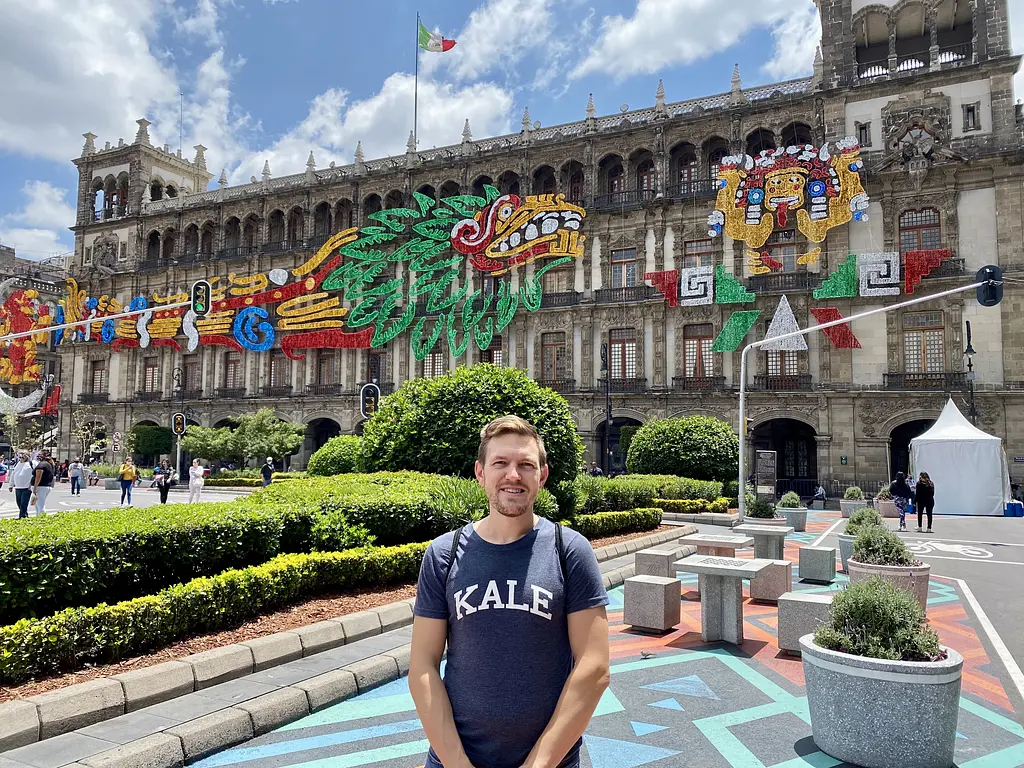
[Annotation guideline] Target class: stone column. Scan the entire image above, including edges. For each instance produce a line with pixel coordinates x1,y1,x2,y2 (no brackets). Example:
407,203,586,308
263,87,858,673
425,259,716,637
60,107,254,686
815,434,833,484
887,24,897,73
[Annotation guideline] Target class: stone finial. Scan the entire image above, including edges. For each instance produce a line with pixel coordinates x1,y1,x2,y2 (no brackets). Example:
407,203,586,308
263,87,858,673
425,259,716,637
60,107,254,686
117,138,124,147
135,118,152,146
654,79,667,117
193,144,208,170
586,93,596,119
104,141,111,151
163,144,171,154
812,46,824,88
261,161,272,185
141,182,151,205
218,168,228,187
461,119,473,143
730,64,746,105
81,132,97,156
405,131,418,168
354,141,366,175
306,151,316,170
522,106,532,132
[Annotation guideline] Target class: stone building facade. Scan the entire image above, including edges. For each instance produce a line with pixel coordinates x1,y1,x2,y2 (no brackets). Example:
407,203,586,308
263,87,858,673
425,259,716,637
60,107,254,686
59,0,1024,491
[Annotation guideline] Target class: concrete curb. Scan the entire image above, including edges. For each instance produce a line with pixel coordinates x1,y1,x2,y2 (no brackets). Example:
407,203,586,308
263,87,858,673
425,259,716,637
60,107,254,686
663,511,739,527
0,525,691,763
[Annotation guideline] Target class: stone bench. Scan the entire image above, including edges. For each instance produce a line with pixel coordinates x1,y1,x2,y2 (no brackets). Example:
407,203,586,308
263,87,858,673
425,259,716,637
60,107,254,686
624,576,681,633
634,543,698,578
679,533,753,557
748,559,792,604
733,523,793,560
799,546,837,584
674,555,771,644
778,591,834,655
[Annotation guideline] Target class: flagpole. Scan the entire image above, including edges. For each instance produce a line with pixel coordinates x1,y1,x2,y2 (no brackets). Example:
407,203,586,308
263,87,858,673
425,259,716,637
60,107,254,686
413,11,419,148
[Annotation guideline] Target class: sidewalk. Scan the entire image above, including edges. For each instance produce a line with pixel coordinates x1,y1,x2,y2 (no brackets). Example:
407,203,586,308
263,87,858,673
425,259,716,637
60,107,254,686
186,511,1024,768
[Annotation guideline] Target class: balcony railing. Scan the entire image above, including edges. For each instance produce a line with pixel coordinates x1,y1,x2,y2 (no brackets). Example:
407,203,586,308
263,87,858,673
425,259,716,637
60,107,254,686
911,256,966,279
377,382,395,396
538,378,576,393
216,387,247,398
540,291,581,308
673,376,726,392
591,189,656,210
263,239,306,255
884,372,966,390
178,388,204,401
216,245,258,261
665,179,719,199
600,377,648,393
260,385,293,397
753,374,813,391
79,392,109,404
135,390,164,402
594,285,658,303
306,383,344,396
747,272,822,293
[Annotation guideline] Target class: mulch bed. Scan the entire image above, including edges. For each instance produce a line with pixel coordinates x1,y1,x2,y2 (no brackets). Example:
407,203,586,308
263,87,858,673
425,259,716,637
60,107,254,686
0,525,675,702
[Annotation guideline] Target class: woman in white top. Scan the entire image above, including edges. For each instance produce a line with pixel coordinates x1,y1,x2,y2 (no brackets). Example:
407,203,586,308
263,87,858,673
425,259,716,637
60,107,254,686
188,459,205,503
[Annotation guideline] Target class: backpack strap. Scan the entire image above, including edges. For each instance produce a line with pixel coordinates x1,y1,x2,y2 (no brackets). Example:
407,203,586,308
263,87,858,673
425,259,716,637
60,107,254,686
443,525,464,588
554,520,568,585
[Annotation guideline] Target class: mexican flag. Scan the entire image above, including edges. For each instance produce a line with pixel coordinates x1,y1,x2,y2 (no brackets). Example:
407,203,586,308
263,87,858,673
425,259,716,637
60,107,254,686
418,18,456,52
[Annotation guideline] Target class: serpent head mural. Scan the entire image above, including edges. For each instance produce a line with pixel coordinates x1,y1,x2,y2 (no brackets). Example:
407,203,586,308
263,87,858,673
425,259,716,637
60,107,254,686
707,139,870,250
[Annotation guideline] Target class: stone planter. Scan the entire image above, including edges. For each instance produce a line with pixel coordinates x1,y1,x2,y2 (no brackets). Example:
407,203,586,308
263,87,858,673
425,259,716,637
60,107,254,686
745,516,789,527
877,499,898,518
800,634,962,768
103,478,120,490
848,559,931,610
837,533,855,573
778,506,807,532
839,499,868,518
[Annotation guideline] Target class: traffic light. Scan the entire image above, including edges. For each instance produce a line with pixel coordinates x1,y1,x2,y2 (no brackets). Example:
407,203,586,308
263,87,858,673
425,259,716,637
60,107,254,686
360,382,381,420
191,280,212,317
976,265,1003,307
172,412,186,436
743,417,753,436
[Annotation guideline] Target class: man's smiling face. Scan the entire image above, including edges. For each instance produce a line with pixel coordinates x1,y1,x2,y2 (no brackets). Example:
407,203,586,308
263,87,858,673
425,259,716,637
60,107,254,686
475,432,549,518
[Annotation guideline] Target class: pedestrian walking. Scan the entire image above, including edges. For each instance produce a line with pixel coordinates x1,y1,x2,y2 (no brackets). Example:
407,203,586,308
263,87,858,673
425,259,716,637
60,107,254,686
260,456,275,487
118,457,138,507
68,457,84,496
152,459,175,505
0,457,7,491
188,458,205,503
409,415,610,768
890,471,914,532
31,450,55,516
8,451,34,518
915,472,936,533
588,461,603,477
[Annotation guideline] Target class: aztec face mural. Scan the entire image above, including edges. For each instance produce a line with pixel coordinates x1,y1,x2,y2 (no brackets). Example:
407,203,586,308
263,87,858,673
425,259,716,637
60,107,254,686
0,278,53,385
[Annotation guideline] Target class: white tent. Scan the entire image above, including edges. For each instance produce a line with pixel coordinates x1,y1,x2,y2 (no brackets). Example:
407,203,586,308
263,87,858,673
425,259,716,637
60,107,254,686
910,398,1011,516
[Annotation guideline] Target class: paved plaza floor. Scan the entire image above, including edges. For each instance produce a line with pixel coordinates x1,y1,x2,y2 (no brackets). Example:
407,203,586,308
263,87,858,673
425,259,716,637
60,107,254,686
0,482,247,518
195,511,1024,768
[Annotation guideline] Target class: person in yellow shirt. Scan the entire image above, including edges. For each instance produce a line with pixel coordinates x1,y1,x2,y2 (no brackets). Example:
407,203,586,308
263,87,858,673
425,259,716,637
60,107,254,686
118,457,138,507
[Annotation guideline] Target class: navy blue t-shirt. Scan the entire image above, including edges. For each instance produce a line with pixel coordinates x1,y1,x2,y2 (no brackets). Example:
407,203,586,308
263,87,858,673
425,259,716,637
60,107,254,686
414,517,609,768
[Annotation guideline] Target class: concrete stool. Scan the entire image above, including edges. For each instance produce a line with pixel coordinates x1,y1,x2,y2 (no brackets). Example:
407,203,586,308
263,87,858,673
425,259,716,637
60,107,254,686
674,556,771,644
635,543,696,578
733,524,793,560
799,546,837,584
749,559,792,604
624,576,681,633
778,592,834,655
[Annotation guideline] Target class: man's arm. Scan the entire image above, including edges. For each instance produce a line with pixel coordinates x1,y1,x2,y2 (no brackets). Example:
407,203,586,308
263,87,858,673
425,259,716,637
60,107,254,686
520,606,611,768
32,468,42,495
408,616,474,768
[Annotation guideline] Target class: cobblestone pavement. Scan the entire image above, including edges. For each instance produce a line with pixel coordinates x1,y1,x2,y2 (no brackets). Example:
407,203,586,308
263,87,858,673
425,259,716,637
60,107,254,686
194,511,1024,768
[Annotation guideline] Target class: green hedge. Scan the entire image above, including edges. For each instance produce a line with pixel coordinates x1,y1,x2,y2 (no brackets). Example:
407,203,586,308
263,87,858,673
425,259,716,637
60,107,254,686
569,508,662,538
0,543,426,685
653,497,731,515
307,435,363,476
204,477,263,487
574,474,723,516
0,503,340,624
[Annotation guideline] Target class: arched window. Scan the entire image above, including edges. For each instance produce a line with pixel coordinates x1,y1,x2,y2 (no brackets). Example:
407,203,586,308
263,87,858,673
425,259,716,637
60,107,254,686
532,166,556,195
439,180,461,198
384,190,405,209
335,199,354,231
146,231,160,261
600,155,624,195
183,224,200,255
313,202,332,240
161,230,176,260
287,208,304,245
635,157,656,196
746,128,776,157
363,194,382,223
165,184,178,199
224,217,241,252
200,223,215,255
497,171,520,196
703,136,730,182
471,176,493,198
243,215,259,252
781,122,814,148
899,209,942,252
267,210,285,246
150,180,164,201
561,161,585,203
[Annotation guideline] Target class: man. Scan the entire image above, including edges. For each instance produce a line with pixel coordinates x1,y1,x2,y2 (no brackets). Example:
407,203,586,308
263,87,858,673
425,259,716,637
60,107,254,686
260,457,275,487
8,451,35,518
588,461,603,477
31,450,55,516
410,415,610,768
68,457,84,496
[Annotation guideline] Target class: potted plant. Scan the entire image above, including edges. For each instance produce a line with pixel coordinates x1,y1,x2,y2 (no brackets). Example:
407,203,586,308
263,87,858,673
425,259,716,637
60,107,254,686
776,491,807,531
848,525,930,609
840,486,868,518
875,486,898,518
801,578,962,768
747,497,789,526
838,507,884,572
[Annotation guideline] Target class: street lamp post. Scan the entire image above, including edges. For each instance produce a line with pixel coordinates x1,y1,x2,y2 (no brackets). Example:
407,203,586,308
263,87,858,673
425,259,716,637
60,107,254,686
964,320,978,426
601,343,612,473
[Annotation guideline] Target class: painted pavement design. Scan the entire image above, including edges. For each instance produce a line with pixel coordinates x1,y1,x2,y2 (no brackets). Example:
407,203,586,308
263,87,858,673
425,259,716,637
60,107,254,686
194,511,1024,768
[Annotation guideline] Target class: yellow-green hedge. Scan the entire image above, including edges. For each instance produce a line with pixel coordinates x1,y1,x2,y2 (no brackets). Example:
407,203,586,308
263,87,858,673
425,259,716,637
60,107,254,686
653,497,731,515
569,508,662,538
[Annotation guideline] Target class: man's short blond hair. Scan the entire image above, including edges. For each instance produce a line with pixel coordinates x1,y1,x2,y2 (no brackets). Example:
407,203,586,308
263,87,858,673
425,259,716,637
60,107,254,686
477,415,547,466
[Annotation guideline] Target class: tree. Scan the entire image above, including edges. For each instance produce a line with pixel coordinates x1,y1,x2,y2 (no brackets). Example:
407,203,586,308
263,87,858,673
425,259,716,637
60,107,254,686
626,415,739,481
180,425,234,463
69,406,101,459
131,425,173,460
361,364,583,489
230,409,305,463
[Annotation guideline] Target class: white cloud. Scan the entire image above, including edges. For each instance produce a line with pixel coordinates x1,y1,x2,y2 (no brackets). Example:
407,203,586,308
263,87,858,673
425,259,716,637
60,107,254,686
571,0,803,81
0,182,76,258
762,0,821,80
176,0,225,46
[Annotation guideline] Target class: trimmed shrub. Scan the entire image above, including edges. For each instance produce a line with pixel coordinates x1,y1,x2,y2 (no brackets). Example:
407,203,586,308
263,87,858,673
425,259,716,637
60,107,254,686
626,416,738,481
852,525,917,566
876,487,894,501
748,498,780,519
653,497,731,515
572,474,722,517
845,507,885,537
813,577,940,661
778,491,802,508
360,365,583,489
0,503,322,623
0,543,427,685
844,486,864,500
569,508,662,539
602,477,659,512
204,477,263,487
307,435,363,476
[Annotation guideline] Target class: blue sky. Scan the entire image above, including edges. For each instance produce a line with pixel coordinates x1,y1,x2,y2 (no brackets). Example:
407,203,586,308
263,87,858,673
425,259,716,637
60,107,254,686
0,0,1019,262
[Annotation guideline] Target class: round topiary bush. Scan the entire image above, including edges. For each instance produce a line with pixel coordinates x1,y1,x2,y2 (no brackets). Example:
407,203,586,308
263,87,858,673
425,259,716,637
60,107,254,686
626,415,738,481
307,435,363,476
360,364,584,490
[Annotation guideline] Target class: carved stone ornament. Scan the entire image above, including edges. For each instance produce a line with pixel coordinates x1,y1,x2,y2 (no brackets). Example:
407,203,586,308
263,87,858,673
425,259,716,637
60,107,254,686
859,396,943,438
875,93,968,176
93,233,119,275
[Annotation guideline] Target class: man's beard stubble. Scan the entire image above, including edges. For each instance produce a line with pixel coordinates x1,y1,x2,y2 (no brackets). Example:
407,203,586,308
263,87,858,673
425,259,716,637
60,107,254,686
491,491,535,518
